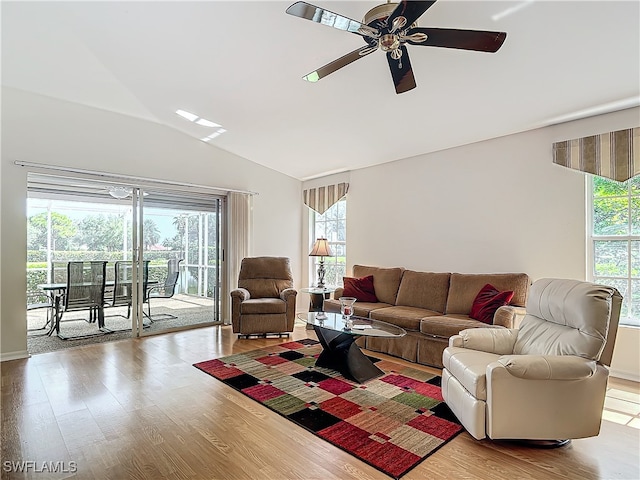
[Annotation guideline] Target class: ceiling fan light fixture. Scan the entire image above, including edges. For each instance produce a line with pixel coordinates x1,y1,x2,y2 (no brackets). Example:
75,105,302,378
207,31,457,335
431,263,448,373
380,34,400,52
390,16,407,33
403,32,428,43
390,48,402,60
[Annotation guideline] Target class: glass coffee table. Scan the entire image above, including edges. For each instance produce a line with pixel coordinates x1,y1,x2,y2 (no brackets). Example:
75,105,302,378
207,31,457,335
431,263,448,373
297,312,406,383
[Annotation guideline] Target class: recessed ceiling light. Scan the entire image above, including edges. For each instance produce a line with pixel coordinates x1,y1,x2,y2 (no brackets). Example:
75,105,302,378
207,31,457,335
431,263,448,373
176,109,198,122
201,128,227,142
195,118,221,128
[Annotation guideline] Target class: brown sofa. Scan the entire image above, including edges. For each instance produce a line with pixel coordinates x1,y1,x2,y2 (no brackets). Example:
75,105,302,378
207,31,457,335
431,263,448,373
324,265,530,368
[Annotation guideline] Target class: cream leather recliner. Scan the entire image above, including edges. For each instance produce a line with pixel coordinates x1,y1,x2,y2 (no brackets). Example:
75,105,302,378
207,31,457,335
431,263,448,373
442,278,622,444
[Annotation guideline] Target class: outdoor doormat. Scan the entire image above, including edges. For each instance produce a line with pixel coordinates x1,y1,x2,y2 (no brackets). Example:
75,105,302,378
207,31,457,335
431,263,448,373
194,339,463,479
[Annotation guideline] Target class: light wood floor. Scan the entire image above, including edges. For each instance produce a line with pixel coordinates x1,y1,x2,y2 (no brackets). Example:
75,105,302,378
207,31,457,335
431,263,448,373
2,324,639,480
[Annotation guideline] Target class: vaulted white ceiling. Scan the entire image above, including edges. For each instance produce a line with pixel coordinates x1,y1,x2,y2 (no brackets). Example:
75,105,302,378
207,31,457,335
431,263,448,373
2,1,639,180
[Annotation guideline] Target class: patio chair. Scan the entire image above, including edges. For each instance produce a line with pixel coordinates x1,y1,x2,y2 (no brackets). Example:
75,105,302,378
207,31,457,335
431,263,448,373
27,291,54,332
144,259,183,322
55,261,108,340
106,260,149,319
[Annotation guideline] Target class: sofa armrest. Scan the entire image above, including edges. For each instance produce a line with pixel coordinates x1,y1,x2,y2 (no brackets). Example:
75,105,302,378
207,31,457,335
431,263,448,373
455,328,518,355
280,288,297,302
496,355,597,380
333,287,344,299
230,288,250,333
493,305,527,328
230,288,250,301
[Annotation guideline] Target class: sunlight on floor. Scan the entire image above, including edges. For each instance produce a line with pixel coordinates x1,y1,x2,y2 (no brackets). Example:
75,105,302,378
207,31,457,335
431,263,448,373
604,383,640,429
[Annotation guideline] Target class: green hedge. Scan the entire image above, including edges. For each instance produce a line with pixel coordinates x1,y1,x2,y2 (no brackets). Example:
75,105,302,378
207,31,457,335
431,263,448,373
27,250,184,263
27,264,172,295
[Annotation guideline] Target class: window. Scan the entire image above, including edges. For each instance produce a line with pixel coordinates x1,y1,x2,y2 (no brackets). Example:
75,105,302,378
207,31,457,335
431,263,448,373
310,197,346,287
588,175,640,326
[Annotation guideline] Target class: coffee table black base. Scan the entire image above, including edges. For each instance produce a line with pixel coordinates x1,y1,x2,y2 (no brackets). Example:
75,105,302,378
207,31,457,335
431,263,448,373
313,325,384,383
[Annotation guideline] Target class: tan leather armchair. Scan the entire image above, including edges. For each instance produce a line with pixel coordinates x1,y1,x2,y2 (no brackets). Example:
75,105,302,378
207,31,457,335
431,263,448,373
442,278,622,445
230,257,297,338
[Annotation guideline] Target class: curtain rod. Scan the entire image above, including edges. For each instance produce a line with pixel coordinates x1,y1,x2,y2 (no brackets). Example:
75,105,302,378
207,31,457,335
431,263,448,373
14,160,258,196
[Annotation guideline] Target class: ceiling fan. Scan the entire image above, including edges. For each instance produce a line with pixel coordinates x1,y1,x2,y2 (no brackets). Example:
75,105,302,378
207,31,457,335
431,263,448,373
286,0,507,94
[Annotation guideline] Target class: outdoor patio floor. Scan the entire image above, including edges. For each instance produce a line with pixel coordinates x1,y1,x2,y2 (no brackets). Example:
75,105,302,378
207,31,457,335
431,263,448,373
27,293,220,355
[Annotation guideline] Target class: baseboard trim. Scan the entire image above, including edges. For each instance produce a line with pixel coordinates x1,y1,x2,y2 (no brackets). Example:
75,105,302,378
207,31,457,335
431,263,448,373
0,350,31,362
610,368,640,383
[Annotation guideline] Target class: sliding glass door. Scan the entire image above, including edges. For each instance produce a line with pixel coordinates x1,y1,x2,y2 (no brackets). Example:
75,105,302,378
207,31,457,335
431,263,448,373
26,173,224,351
137,190,223,334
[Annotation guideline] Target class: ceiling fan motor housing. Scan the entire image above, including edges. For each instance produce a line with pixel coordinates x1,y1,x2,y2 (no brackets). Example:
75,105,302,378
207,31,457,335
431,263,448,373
362,3,400,26
380,34,400,51
361,2,419,57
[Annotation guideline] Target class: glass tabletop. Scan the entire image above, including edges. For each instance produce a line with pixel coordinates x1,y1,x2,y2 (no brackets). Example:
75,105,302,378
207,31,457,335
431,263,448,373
300,287,337,294
297,312,406,338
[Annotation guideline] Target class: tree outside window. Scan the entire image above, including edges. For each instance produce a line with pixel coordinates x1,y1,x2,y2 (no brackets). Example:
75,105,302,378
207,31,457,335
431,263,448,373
311,198,346,287
590,175,640,326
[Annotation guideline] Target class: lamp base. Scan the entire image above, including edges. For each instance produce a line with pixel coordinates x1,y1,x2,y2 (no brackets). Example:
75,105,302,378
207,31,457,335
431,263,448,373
316,259,326,288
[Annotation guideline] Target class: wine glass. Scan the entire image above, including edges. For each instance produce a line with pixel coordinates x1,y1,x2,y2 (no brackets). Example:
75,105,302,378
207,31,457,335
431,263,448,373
339,297,357,330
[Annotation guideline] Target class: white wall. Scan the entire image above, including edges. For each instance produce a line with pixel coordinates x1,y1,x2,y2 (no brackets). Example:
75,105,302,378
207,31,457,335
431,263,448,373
344,107,640,380
1,87,302,360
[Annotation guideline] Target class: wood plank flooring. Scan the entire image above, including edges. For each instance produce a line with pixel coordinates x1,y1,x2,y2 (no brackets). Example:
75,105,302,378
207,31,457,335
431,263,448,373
2,324,639,480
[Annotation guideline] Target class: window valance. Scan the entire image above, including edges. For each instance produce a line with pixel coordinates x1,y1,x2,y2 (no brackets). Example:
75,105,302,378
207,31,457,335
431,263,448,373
303,182,349,215
552,127,639,182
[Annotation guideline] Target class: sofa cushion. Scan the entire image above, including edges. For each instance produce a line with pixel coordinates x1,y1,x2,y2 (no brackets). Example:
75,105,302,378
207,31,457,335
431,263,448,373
352,265,404,305
395,270,451,313
469,284,515,324
241,298,287,314
420,315,497,339
324,299,392,317
342,275,378,302
445,273,530,315
370,306,441,331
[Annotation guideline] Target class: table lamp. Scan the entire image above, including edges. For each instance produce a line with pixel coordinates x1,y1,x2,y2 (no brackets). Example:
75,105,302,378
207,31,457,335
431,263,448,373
309,238,333,288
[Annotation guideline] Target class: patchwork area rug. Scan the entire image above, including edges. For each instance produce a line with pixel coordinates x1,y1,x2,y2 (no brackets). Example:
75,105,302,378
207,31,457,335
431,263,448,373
193,339,462,479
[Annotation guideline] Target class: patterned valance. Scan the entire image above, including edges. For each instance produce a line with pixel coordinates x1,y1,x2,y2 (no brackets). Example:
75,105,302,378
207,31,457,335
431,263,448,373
303,182,349,215
553,127,639,182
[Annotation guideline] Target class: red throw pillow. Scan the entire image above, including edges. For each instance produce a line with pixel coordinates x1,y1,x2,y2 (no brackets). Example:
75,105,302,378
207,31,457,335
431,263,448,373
342,275,378,303
469,284,514,324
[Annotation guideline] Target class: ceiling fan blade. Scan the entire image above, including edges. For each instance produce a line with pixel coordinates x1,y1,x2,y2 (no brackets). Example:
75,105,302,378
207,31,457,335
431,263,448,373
303,46,376,83
406,27,507,52
286,1,368,37
388,1,437,29
386,46,416,94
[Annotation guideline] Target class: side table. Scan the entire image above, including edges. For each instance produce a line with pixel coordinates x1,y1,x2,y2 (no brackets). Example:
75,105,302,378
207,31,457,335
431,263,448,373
300,287,336,312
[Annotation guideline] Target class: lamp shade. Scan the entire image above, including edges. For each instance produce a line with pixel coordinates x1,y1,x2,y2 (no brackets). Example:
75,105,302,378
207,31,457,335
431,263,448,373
309,238,333,257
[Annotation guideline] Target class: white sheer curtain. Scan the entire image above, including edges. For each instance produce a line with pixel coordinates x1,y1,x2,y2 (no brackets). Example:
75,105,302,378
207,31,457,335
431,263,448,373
226,192,252,323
